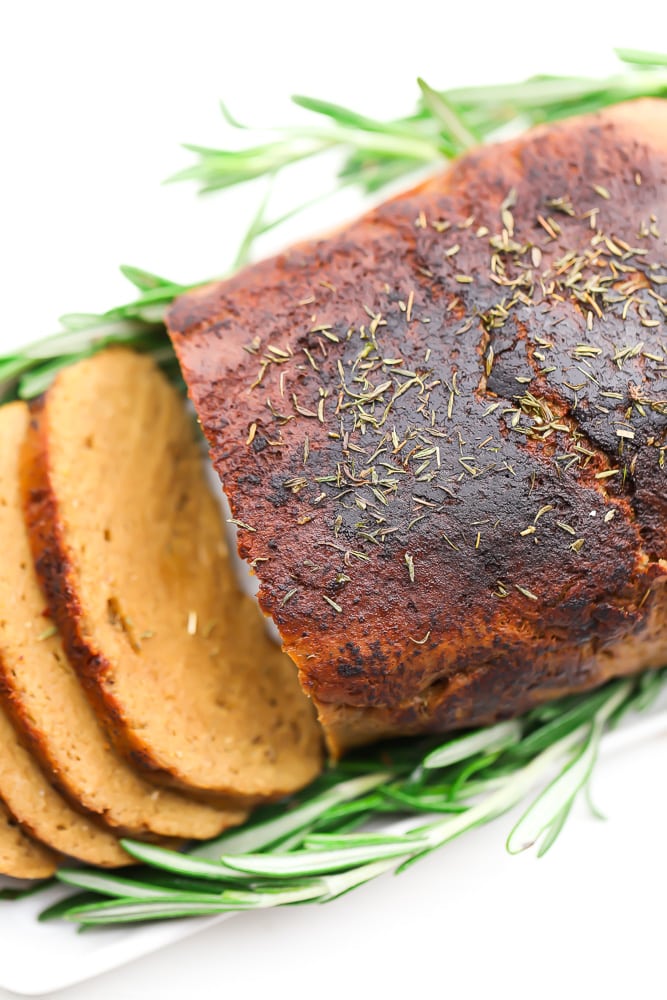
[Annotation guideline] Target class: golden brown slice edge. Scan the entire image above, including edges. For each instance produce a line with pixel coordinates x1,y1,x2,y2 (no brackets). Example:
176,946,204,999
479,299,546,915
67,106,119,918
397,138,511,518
0,403,246,840
22,349,323,801
0,797,57,880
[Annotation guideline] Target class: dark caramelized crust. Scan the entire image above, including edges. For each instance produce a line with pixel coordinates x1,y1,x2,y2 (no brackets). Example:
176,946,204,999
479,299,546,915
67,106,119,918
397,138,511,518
169,101,667,754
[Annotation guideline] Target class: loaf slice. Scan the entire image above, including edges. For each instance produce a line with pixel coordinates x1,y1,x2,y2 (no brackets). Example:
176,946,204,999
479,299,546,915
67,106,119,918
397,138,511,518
0,798,56,880
0,403,245,839
23,350,323,800
0,700,129,867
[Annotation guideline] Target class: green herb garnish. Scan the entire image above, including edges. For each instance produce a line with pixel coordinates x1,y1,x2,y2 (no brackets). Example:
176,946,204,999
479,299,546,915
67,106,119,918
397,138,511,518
2,48,666,403
44,673,666,925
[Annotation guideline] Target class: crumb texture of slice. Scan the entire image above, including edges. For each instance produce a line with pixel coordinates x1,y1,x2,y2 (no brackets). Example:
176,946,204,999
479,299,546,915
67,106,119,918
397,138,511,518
168,100,667,755
0,798,57,880
0,403,246,840
23,350,322,799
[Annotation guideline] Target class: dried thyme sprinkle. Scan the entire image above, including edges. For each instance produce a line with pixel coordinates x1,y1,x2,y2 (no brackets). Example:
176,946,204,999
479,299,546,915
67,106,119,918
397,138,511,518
226,136,666,583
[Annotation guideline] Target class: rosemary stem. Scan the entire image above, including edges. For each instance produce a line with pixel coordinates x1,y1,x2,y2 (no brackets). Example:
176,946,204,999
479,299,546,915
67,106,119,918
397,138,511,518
190,770,392,860
421,682,631,852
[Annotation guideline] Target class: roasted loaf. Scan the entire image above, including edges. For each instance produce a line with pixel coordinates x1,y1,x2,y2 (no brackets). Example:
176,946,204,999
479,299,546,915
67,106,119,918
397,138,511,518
168,100,667,755
23,350,322,800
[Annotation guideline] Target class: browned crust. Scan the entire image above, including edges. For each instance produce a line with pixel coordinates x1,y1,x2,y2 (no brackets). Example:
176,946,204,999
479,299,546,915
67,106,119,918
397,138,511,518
168,101,667,753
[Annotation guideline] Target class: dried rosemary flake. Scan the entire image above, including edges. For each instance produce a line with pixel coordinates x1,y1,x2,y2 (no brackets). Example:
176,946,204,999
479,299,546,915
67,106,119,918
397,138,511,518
408,630,431,645
404,552,416,582
515,584,538,601
570,538,585,553
604,509,616,523
323,595,342,613
595,469,620,479
228,518,257,531
520,526,536,536
638,588,652,610
187,611,198,636
592,184,611,200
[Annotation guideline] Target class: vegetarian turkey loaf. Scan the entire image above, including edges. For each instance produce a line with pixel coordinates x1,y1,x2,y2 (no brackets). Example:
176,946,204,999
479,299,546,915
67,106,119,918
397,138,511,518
168,99,667,755
0,403,245,842
23,350,323,801
0,797,56,880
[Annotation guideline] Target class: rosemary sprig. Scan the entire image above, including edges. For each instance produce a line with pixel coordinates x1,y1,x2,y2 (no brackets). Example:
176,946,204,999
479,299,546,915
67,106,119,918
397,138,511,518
2,49,666,405
171,48,667,200
0,266,189,404
43,672,666,926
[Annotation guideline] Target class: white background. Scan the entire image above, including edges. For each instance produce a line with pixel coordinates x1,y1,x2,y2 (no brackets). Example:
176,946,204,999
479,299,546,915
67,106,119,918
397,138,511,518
1,1,667,997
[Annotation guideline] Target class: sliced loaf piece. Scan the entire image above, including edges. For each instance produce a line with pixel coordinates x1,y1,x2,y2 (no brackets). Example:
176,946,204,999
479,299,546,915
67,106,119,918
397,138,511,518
0,701,129,867
0,798,56,879
23,349,322,801
0,402,245,839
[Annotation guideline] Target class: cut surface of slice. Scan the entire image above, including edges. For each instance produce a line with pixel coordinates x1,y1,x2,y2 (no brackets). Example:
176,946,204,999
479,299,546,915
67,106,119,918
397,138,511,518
0,402,246,839
0,798,56,880
23,350,322,800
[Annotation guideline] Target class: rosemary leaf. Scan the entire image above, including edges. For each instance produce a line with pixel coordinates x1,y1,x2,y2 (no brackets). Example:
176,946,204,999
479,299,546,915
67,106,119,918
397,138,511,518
423,719,522,769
